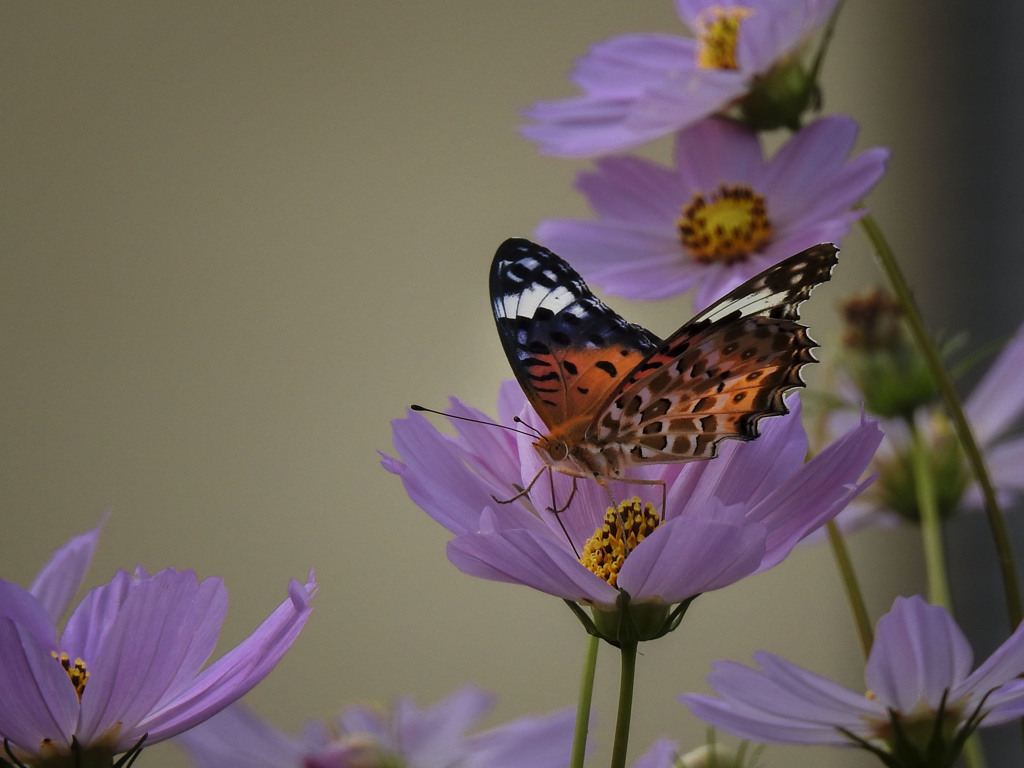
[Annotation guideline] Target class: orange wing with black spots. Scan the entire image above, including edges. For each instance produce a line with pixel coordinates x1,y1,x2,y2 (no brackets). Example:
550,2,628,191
490,238,837,476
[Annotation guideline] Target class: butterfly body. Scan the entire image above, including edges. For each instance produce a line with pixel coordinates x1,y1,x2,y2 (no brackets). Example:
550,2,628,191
491,238,838,485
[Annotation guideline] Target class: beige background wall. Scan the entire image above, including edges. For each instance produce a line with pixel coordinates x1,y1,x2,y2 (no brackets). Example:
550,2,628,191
2,4,950,767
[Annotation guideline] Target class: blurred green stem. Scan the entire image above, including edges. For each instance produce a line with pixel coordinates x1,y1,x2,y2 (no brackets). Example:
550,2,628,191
610,641,638,768
859,213,1022,628
909,422,952,610
570,634,599,768
910,420,987,768
826,519,873,657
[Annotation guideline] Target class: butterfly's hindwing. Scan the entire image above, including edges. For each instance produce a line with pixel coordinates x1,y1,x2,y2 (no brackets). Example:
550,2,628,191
593,244,838,466
491,238,660,430
598,316,817,463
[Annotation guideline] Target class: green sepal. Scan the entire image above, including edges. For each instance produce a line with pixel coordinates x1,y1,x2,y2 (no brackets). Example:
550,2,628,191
564,591,699,647
876,426,969,524
836,691,989,768
737,57,819,132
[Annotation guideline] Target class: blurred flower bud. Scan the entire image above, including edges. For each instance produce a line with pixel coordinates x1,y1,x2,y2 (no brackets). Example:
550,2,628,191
739,55,819,131
876,414,969,523
837,288,938,419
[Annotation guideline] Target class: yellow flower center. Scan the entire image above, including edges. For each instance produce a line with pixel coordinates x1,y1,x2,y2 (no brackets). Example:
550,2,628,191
579,498,660,586
677,183,773,264
52,651,89,699
695,6,753,70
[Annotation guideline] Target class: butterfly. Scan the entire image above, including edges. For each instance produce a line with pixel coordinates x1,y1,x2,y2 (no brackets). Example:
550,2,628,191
490,238,838,506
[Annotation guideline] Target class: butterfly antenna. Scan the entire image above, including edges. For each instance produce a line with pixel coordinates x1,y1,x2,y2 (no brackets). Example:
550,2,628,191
512,415,544,438
409,404,537,439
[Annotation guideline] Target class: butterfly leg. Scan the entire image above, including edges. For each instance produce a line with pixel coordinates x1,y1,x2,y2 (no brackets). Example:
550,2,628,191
495,466,579,518
611,476,667,521
492,466,580,516
594,476,619,511
491,465,579,517
595,476,643,533
491,466,547,506
492,469,579,554
546,475,578,515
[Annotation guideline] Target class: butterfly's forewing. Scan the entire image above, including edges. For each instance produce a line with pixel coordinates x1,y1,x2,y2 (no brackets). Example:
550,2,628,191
689,243,839,325
490,238,660,434
595,244,839,465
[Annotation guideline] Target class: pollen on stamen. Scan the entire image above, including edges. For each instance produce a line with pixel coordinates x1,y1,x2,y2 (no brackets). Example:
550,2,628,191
695,6,753,70
51,650,89,699
678,183,773,264
579,498,661,586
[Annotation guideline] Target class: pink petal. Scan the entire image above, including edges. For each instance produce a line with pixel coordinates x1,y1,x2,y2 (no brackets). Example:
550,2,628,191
446,529,619,606
752,414,881,569
394,687,492,766
761,117,885,227
577,156,684,224
865,596,973,712
0,578,60,650
78,570,229,746
957,612,1024,701
467,705,577,768
618,507,766,601
59,569,132,663
965,320,1024,444
127,572,316,748
979,680,1024,726
386,410,507,535
673,119,766,194
0,617,80,755
521,34,744,157
174,703,308,767
29,516,106,625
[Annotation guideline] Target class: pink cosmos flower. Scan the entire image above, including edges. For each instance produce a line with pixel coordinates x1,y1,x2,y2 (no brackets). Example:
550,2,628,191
521,0,840,157
536,116,887,309
680,595,1024,765
383,381,879,639
176,687,576,768
0,520,316,765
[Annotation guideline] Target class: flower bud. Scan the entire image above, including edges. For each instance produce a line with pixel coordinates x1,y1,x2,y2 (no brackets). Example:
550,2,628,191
836,288,939,419
875,414,969,523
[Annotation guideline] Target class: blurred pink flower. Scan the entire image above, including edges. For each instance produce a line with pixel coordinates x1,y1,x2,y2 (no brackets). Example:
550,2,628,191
522,0,840,156
537,116,886,309
177,687,576,768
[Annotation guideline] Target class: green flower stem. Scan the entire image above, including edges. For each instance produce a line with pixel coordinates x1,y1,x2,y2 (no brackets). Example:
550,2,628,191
570,634,599,768
910,422,953,610
825,519,873,657
963,735,987,768
859,213,1023,628
610,640,638,768
806,0,843,86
